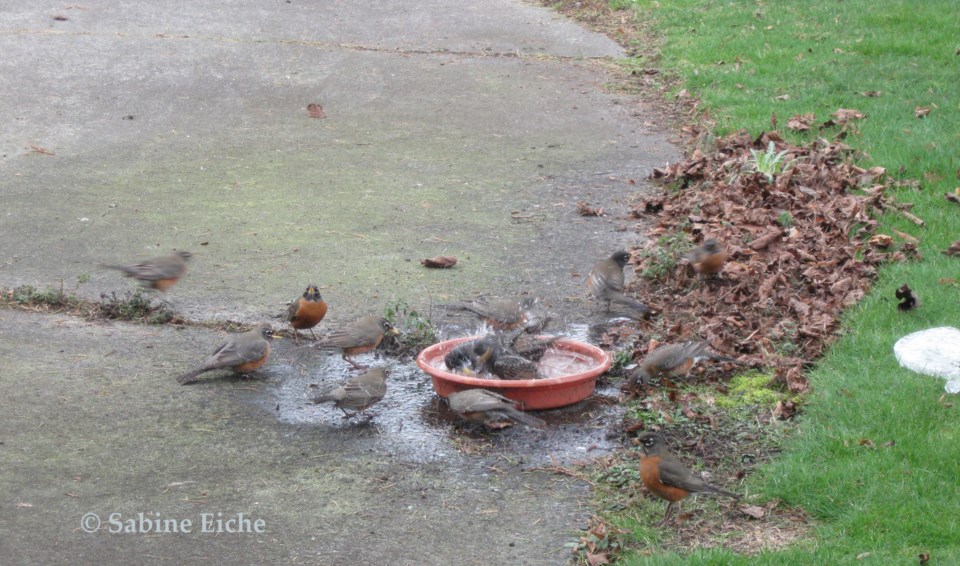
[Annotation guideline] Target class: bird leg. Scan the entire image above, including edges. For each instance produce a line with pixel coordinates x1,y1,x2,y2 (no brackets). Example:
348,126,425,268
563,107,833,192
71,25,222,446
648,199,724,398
660,501,679,526
308,328,318,341
292,330,302,345
343,355,367,370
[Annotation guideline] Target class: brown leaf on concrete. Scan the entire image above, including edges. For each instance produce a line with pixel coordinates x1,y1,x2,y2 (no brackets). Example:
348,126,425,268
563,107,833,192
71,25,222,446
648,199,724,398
576,201,605,216
307,103,326,119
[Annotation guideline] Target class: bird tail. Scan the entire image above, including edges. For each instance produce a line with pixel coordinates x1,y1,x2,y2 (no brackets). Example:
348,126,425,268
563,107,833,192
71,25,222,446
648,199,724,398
176,367,208,385
311,393,336,404
707,353,742,364
609,293,650,317
501,407,546,429
704,484,740,499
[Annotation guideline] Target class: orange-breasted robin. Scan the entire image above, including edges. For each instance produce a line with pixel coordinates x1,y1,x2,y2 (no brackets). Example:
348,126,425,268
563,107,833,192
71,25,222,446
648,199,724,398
287,285,328,343
449,296,538,330
312,366,389,418
102,250,192,292
636,432,739,525
683,239,728,278
446,389,545,429
627,341,740,387
317,315,399,369
588,250,650,316
177,324,274,385
444,336,500,376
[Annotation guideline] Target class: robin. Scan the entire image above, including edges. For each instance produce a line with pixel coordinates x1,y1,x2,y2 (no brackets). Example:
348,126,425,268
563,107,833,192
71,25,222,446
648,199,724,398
316,315,399,369
444,336,500,376
492,352,540,380
177,324,274,385
503,327,559,363
312,366,389,418
449,296,538,330
287,285,328,343
102,250,192,292
446,389,545,429
683,239,728,278
588,251,650,316
627,341,740,387
636,432,739,525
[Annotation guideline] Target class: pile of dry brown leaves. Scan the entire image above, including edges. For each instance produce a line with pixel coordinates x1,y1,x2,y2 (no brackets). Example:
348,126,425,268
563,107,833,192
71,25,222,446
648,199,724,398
626,130,921,393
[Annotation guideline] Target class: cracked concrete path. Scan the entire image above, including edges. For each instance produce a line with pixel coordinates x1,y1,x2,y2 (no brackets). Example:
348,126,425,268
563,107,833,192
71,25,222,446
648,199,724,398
0,1,678,564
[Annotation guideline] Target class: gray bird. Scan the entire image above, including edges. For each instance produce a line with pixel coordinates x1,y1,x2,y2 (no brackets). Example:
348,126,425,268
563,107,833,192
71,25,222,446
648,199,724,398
588,251,649,316
177,325,274,385
447,389,545,429
627,341,740,386
102,250,192,292
312,367,389,418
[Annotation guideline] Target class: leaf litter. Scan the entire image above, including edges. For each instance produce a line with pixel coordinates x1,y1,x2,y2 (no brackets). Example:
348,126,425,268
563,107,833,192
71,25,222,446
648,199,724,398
637,129,921,394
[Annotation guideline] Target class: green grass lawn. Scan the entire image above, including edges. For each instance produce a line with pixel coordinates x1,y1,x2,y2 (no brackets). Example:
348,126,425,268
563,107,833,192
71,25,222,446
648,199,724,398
609,0,960,563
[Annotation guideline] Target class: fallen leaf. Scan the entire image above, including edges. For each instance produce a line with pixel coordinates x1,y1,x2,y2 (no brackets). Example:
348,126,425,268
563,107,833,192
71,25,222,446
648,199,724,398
895,284,920,311
586,552,609,566
919,553,930,565
858,91,882,97
944,241,960,257
772,400,796,420
832,108,865,122
945,192,960,205
858,438,875,448
740,505,766,519
307,103,326,119
16,502,33,509
576,201,605,217
857,552,873,560
420,256,457,268
868,234,893,248
914,106,932,119
786,113,815,132
893,230,918,245
773,94,791,101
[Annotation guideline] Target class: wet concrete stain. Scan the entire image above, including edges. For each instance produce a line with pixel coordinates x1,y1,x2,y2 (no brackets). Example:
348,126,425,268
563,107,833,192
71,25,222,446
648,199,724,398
255,320,626,468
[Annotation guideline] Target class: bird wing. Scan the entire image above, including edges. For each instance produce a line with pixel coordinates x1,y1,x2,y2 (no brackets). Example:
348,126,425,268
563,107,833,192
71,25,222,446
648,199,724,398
208,333,267,367
655,456,712,493
129,256,186,280
286,298,302,322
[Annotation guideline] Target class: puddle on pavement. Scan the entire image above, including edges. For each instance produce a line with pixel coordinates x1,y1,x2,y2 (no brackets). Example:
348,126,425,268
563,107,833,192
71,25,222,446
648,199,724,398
255,322,627,467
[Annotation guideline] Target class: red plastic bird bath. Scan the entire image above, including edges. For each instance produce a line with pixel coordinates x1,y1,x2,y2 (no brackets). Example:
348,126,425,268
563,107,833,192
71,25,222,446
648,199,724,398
417,336,612,410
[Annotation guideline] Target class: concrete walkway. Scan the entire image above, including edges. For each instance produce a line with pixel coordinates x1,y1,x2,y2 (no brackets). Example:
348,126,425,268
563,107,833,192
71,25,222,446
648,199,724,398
0,2,677,563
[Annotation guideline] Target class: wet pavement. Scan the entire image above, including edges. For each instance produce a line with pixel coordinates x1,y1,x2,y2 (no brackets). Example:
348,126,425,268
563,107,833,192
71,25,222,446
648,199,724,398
0,1,677,563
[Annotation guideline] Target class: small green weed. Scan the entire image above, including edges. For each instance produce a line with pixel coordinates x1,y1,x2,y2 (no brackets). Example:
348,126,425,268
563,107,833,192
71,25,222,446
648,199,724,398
743,141,795,183
98,289,174,324
640,231,691,280
382,299,439,358
9,284,80,309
